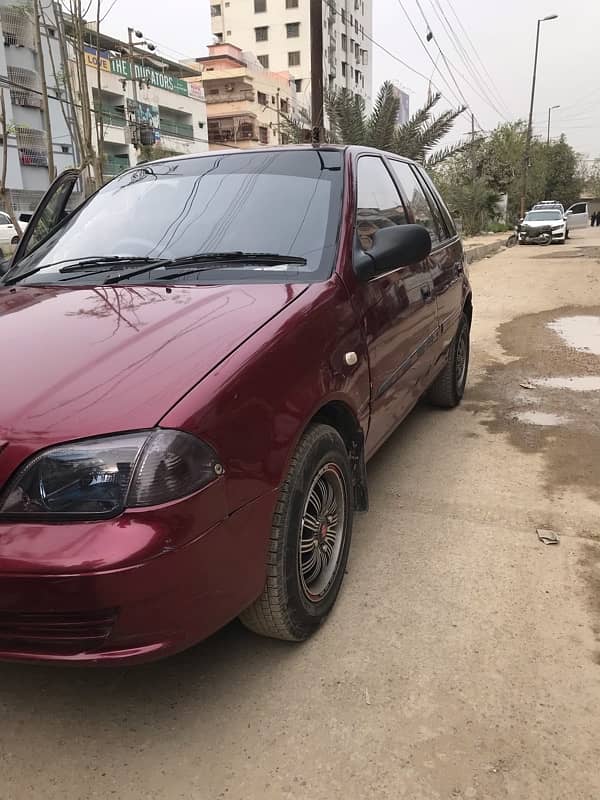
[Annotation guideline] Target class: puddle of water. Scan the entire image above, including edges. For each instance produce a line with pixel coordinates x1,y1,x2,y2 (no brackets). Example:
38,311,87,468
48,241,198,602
532,376,600,392
513,411,570,427
547,316,600,355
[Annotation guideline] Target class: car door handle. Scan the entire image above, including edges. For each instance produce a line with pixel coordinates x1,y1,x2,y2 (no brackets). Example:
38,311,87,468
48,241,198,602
421,284,433,302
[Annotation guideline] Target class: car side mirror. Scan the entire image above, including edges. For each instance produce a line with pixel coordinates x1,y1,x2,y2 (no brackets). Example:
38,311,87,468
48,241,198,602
565,210,573,215
354,224,432,281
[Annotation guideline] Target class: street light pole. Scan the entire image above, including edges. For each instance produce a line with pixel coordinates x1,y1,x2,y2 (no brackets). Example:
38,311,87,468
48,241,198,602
547,104,560,145
520,14,558,218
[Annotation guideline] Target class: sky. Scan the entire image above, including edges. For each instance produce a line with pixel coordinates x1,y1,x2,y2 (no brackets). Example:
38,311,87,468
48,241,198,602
102,0,600,159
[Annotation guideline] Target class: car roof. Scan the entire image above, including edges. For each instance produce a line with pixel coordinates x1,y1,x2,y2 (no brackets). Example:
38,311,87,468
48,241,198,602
135,144,420,168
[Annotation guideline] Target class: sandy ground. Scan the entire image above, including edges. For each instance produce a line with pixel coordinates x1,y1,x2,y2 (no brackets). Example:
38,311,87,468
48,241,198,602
2,228,600,799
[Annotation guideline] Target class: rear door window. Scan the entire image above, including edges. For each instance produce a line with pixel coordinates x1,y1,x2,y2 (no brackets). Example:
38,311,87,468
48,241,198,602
388,160,447,248
356,156,408,251
415,166,457,237
569,202,587,214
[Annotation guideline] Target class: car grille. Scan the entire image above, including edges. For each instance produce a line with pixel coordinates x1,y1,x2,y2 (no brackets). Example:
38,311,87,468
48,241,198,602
0,608,118,654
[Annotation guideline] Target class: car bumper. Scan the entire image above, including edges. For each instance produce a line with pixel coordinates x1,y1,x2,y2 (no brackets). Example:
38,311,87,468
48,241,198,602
0,489,276,665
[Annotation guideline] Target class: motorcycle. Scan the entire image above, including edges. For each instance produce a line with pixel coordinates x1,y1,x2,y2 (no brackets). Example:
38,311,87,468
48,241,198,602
507,222,552,247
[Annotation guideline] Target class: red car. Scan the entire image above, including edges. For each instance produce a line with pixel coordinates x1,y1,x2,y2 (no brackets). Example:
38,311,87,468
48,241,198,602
0,146,471,664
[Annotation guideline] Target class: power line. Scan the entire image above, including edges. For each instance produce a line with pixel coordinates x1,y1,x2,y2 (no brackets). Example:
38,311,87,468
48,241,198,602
0,73,239,151
442,0,512,119
395,0,486,131
322,0,463,112
427,0,512,120
408,0,508,125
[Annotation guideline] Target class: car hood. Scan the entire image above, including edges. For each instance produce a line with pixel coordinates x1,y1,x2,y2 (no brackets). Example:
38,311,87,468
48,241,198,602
0,282,308,448
523,219,564,228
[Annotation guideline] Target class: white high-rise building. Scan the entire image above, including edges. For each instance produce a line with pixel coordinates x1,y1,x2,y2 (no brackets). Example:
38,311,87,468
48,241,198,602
209,0,372,112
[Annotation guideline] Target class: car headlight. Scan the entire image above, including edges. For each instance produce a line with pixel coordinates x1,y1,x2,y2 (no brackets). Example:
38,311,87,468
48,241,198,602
552,224,565,231
0,429,222,520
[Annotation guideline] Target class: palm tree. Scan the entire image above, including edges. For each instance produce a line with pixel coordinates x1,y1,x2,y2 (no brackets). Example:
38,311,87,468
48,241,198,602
325,81,467,168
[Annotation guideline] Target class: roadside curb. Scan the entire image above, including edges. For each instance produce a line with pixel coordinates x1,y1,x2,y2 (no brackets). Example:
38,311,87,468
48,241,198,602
464,239,506,265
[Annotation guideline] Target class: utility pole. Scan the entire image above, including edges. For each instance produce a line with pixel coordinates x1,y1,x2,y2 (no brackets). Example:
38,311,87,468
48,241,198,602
470,112,476,180
547,104,560,146
276,87,281,144
32,0,55,180
127,26,139,162
309,0,323,143
521,14,558,218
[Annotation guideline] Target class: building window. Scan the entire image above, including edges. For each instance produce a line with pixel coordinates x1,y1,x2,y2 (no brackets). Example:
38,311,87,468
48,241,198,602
341,33,347,50
341,61,346,78
341,8,346,23
355,69,359,83
286,0,298,6
254,0,266,11
210,4,221,15
355,19,359,34
257,54,269,68
280,98,289,114
294,78,302,92
257,90,268,105
255,26,268,41
214,32,223,42
288,50,300,67
60,144,70,153
286,22,300,37
47,27,56,37
355,42,360,60
208,88,219,95
259,126,268,144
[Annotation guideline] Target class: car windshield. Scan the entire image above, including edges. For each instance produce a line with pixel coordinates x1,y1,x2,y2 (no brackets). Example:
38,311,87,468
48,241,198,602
6,149,344,286
525,210,563,221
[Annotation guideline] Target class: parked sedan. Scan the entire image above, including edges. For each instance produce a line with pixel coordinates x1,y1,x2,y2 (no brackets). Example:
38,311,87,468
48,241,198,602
519,209,567,243
0,146,472,664
0,211,19,260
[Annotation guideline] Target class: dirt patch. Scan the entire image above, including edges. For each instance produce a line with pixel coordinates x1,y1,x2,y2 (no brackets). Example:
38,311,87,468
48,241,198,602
532,245,600,261
466,305,600,501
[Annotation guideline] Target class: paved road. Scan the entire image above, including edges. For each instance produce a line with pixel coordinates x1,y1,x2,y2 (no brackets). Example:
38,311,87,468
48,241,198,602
2,228,600,799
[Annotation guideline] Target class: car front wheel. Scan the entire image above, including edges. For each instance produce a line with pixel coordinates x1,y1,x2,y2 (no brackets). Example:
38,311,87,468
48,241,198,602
240,424,353,641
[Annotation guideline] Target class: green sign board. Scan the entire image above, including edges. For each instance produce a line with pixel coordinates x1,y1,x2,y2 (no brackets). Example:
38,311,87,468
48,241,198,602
110,58,190,96
84,47,191,97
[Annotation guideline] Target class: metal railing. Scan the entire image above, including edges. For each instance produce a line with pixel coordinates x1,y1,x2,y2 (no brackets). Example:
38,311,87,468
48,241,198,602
205,92,255,104
103,156,130,175
96,109,127,128
159,119,194,140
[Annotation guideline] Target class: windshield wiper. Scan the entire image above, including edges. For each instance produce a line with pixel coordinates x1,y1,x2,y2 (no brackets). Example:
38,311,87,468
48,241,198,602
2,255,167,286
104,251,308,284
59,256,167,273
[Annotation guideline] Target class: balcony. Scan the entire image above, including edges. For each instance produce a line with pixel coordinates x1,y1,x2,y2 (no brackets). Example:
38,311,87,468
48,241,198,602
205,92,255,104
97,108,127,128
103,156,130,176
15,126,47,168
208,117,257,144
159,119,194,140
7,67,41,108
0,6,35,49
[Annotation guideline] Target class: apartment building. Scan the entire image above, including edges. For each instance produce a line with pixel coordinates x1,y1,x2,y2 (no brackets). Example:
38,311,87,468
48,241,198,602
72,28,208,178
185,43,298,149
0,1,76,215
209,0,372,110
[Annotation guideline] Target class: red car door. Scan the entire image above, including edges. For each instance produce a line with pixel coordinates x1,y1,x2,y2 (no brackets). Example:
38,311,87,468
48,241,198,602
349,155,437,458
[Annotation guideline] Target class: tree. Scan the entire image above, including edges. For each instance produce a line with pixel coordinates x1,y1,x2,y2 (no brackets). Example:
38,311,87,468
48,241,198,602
325,81,467,167
544,135,582,208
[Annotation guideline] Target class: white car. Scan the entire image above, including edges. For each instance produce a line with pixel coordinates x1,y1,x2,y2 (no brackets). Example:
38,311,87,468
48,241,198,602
520,209,567,243
0,212,19,259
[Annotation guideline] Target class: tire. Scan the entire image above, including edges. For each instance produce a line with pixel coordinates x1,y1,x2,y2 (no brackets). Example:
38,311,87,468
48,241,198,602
540,234,552,246
240,424,353,641
427,312,470,408
506,234,517,248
